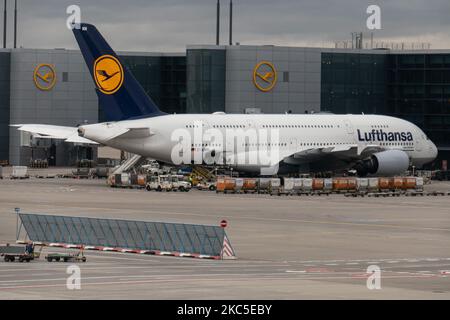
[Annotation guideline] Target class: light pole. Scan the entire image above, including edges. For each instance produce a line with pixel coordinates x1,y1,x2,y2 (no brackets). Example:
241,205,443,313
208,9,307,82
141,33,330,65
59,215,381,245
14,207,20,240
3,0,7,49
216,0,220,45
229,0,233,46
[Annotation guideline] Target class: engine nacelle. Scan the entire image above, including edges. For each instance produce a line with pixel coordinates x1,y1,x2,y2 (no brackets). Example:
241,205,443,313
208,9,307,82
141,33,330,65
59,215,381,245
354,150,410,176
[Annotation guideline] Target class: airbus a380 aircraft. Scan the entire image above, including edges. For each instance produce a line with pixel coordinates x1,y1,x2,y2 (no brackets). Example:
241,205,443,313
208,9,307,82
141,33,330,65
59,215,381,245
14,23,438,176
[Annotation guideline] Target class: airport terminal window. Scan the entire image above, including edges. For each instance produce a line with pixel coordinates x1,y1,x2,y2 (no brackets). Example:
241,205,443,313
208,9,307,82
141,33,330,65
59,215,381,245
321,52,388,115
387,53,450,149
103,55,186,120
0,52,10,162
323,52,450,151
62,72,69,82
186,49,226,113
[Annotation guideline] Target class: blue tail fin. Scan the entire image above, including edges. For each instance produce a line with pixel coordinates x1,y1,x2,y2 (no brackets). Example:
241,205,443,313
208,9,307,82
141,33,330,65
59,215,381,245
73,23,165,121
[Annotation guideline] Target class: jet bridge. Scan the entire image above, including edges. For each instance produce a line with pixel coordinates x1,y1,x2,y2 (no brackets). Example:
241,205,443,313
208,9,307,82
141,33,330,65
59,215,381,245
15,212,236,260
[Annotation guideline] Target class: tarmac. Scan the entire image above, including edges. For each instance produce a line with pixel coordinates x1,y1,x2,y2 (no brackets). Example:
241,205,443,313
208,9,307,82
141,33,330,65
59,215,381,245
0,175,449,299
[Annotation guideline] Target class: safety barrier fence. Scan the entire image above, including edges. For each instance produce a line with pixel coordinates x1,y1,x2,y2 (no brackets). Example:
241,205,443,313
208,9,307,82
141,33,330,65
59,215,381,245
16,213,236,260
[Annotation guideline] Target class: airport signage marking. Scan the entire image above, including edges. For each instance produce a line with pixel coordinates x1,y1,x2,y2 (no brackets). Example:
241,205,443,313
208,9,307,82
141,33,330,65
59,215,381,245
33,64,56,91
357,129,413,142
253,61,277,92
93,54,124,94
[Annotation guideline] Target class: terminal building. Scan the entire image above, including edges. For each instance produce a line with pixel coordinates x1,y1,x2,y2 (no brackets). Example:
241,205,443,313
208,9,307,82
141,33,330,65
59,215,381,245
0,45,449,168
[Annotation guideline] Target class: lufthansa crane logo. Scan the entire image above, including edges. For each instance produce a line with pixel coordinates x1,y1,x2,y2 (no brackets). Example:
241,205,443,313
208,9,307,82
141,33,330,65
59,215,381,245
93,55,124,94
253,61,277,92
33,64,56,91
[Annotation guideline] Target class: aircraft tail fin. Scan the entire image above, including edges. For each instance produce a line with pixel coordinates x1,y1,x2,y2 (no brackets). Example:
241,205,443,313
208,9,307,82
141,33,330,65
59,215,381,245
73,23,165,121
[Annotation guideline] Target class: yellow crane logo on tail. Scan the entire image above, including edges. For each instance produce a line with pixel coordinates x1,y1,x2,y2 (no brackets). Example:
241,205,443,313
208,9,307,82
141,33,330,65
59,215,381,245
93,55,124,94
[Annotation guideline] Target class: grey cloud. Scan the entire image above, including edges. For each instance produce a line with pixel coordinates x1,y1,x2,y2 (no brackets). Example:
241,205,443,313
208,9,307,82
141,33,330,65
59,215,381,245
3,0,449,51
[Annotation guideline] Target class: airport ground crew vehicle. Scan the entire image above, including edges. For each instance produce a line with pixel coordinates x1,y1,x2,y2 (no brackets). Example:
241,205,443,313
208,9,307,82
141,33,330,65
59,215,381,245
196,181,216,191
170,175,192,192
1,243,42,262
146,175,173,191
45,251,86,263
2,252,34,262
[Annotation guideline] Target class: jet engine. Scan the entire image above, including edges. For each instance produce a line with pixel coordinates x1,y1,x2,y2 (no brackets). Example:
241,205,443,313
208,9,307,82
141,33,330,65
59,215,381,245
354,150,410,176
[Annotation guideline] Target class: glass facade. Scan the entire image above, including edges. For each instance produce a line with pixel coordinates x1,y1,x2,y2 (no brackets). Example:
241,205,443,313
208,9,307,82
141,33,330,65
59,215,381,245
387,54,450,149
160,56,187,114
0,52,10,163
99,55,186,122
321,52,388,115
186,49,226,113
321,52,450,152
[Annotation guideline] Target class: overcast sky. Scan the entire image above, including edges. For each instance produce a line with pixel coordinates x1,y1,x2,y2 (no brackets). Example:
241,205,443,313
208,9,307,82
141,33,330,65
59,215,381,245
2,0,450,52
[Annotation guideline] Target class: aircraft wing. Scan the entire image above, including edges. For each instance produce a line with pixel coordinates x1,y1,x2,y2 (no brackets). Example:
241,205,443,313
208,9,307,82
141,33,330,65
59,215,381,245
11,124,99,145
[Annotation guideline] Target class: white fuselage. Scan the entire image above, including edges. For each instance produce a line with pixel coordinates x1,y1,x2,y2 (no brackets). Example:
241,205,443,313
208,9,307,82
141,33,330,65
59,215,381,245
79,114,438,173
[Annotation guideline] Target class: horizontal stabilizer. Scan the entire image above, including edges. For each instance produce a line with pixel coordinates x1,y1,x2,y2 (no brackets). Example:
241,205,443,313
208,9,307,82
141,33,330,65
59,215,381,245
12,124,98,145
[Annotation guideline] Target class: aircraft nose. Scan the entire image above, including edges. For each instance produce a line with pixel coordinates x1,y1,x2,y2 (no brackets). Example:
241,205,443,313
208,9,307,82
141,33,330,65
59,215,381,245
431,142,438,160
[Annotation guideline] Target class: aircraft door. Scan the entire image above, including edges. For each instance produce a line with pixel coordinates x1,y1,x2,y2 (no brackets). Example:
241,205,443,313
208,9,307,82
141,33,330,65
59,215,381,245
289,138,298,153
415,130,423,152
